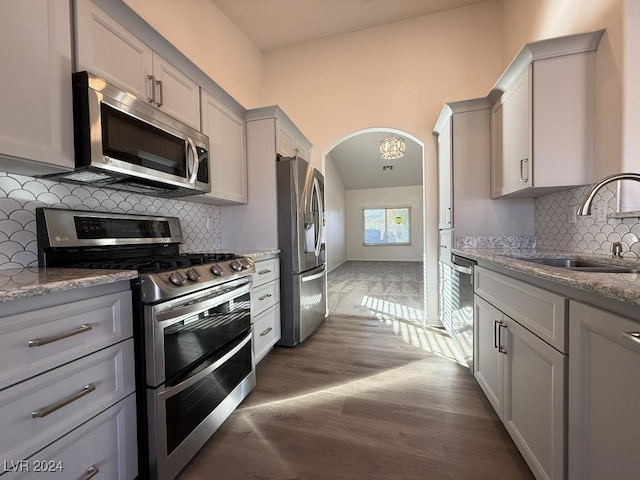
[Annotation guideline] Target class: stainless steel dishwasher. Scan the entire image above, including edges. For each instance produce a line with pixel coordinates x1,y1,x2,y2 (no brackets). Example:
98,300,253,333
450,253,476,370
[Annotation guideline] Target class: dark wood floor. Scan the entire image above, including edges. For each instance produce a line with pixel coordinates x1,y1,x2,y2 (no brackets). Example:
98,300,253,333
176,315,534,480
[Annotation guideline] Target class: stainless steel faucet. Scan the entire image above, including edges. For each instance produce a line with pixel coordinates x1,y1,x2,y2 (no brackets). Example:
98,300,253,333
577,172,640,216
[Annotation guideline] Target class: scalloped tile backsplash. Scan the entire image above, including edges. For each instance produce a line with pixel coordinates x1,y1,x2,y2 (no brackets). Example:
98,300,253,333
535,184,640,259
0,172,221,270
1,171,639,270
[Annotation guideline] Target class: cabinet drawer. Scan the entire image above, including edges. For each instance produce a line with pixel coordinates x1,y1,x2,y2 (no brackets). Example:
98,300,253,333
475,266,567,352
254,304,281,363
0,339,135,465
252,280,280,316
2,394,138,480
0,290,133,390
252,258,279,287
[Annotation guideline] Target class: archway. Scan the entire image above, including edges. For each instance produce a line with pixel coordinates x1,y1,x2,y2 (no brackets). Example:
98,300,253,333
321,127,430,326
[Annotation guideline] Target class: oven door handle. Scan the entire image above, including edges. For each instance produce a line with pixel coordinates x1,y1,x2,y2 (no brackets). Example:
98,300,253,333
155,281,251,326
158,331,252,400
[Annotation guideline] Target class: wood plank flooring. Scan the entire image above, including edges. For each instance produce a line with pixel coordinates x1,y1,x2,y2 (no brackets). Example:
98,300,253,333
176,315,534,480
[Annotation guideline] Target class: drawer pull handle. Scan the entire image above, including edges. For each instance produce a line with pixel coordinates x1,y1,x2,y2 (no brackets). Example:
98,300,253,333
498,324,507,355
520,158,529,182
260,327,273,336
622,331,640,345
28,324,93,347
32,383,96,418
81,465,99,480
258,269,272,275
259,294,272,301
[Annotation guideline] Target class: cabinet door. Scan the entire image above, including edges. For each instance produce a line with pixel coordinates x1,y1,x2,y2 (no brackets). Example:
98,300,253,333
473,294,504,418
152,53,200,130
200,90,247,203
75,0,153,102
491,68,531,198
3,394,138,480
503,315,566,480
253,303,281,364
437,117,453,229
568,301,640,480
0,0,74,174
276,122,296,157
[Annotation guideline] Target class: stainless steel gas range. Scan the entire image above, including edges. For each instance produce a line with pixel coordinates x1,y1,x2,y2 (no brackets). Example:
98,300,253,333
36,207,256,480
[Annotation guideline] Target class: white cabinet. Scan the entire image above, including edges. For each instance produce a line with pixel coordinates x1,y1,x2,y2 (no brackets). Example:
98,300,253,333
568,301,640,480
276,121,311,160
436,109,453,230
185,90,248,205
75,0,200,129
489,30,603,198
433,99,534,240
221,106,312,251
0,281,137,480
0,0,74,175
3,394,138,480
474,267,567,480
252,256,281,363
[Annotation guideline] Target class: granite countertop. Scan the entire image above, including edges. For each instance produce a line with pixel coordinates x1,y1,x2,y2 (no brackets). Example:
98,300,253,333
232,249,280,260
0,267,138,303
452,248,640,307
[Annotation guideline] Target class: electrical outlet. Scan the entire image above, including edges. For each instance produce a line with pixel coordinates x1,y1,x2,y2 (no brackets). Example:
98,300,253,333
570,206,577,224
596,200,608,223
206,217,211,231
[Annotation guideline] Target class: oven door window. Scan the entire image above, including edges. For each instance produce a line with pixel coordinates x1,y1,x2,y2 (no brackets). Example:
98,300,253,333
163,291,251,385
101,103,187,176
165,336,252,454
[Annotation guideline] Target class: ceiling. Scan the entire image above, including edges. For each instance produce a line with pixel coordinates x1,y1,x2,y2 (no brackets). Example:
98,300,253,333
211,0,486,51
210,0,474,190
329,132,423,190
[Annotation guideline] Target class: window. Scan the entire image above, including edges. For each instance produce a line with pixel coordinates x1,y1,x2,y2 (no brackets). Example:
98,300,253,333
362,207,411,245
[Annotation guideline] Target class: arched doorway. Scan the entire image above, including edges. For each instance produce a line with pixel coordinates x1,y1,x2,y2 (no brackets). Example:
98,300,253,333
321,128,429,325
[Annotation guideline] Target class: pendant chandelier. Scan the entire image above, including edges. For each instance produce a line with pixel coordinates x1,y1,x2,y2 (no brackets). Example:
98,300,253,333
379,135,406,160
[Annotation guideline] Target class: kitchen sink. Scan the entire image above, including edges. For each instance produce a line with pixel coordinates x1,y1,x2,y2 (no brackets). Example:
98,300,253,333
514,257,640,273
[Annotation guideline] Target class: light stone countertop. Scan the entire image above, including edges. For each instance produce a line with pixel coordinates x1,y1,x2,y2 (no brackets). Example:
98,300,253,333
232,249,280,260
451,248,640,310
0,267,138,303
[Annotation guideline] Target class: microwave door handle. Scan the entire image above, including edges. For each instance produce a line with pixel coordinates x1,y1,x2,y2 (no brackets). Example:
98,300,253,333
187,137,198,184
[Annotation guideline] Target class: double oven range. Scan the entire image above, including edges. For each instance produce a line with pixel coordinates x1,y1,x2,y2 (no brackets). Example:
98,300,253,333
36,207,256,480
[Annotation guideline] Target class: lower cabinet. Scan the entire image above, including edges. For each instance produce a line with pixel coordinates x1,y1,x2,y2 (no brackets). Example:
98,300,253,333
0,281,137,480
252,256,282,363
474,267,567,480
2,394,138,479
568,301,640,480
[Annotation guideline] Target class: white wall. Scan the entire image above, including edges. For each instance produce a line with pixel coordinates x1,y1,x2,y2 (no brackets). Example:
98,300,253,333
346,186,424,262
324,154,347,272
261,1,504,322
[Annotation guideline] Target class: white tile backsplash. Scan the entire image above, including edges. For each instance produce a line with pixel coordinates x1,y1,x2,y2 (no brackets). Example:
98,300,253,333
535,184,640,258
0,172,221,270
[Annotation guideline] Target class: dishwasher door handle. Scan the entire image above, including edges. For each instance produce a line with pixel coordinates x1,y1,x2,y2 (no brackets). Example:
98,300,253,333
451,263,474,275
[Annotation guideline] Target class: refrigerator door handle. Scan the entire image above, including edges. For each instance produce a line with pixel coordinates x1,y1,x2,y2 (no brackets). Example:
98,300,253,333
312,176,324,257
302,268,326,283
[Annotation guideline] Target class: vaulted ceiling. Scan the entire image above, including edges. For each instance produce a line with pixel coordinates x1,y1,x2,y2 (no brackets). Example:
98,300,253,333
211,0,482,189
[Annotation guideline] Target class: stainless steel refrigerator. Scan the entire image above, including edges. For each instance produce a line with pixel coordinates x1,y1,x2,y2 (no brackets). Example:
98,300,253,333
276,155,327,347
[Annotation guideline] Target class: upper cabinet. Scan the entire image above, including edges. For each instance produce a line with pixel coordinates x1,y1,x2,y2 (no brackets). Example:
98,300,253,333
433,99,534,242
75,0,200,130
0,0,74,175
185,90,248,205
489,30,604,199
275,117,312,161
220,106,312,250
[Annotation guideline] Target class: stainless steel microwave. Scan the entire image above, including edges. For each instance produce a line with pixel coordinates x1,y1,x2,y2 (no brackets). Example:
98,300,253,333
43,71,210,197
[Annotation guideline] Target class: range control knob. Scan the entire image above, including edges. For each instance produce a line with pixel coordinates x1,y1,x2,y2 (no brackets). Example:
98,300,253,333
210,264,224,276
169,270,187,286
230,260,242,271
186,268,201,281
240,258,252,269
